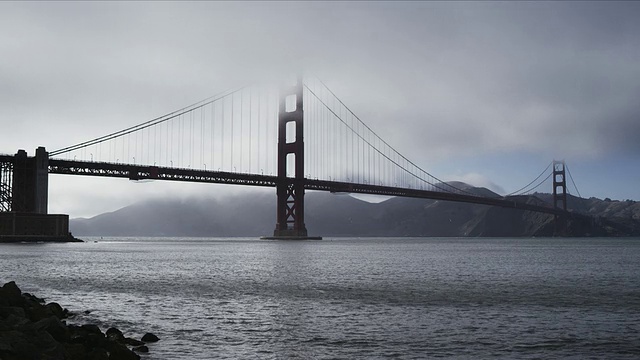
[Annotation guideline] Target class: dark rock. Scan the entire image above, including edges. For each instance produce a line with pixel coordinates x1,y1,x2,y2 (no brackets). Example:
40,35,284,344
23,292,45,304
6,327,66,360
124,337,145,346
3,313,30,328
105,341,141,360
0,306,26,319
141,332,160,342
81,324,103,334
28,307,52,322
63,342,87,360
33,315,71,342
0,282,150,360
68,324,106,349
0,281,24,307
1,329,37,359
24,298,70,323
132,345,149,353
87,347,110,360
106,327,125,342
45,302,68,318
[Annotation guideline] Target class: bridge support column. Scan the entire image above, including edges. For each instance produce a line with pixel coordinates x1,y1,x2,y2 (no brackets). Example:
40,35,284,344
267,76,320,240
1,147,78,242
10,147,48,214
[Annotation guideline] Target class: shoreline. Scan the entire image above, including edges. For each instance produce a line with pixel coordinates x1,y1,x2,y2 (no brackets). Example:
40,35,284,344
0,234,83,243
0,281,158,359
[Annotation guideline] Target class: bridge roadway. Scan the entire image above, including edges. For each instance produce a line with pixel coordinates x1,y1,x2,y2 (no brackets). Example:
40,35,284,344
40,158,573,217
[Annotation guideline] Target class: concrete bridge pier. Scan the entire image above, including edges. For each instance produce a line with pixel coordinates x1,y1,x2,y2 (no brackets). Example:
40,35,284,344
0,147,77,242
12,147,49,213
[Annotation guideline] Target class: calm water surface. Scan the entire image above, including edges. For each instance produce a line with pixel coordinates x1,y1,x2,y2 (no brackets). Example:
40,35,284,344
1,237,640,359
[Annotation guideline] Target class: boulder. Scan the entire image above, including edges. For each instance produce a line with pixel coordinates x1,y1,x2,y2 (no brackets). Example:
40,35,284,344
0,282,151,360
105,341,141,360
0,281,24,307
63,342,87,359
0,306,26,319
33,315,70,342
22,292,45,304
141,332,159,342
106,327,125,342
124,337,145,346
81,324,103,334
132,345,149,353
3,313,30,328
86,347,110,360
45,302,68,318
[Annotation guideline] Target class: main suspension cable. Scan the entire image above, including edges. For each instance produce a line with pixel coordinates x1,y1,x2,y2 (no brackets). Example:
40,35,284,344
50,85,249,157
506,161,553,196
304,78,474,196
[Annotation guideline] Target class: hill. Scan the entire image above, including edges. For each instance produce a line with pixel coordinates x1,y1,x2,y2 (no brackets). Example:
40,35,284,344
70,185,640,237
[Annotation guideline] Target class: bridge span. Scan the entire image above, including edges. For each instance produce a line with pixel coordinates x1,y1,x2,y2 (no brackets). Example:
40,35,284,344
1,76,584,239
1,151,574,219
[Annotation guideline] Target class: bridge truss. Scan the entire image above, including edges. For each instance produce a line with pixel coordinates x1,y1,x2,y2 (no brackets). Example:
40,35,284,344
0,157,12,212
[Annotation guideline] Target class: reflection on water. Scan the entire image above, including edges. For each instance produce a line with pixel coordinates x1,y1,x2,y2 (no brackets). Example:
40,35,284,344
1,237,640,359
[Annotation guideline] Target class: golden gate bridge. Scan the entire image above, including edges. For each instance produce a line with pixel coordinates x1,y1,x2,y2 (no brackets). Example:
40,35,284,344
0,76,585,239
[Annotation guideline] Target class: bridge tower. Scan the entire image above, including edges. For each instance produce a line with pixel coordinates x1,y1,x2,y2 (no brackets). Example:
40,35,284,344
552,160,567,211
552,160,568,235
270,77,319,239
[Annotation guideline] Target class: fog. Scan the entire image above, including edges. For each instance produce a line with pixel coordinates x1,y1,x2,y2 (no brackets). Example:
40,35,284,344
1,2,639,217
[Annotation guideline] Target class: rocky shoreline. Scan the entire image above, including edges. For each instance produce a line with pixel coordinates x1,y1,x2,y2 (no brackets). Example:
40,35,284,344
0,281,158,359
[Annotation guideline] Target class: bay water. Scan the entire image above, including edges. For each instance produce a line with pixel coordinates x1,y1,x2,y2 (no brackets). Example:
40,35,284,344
1,237,640,359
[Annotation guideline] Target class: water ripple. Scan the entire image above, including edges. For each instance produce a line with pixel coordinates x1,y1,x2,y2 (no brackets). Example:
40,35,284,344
1,237,640,359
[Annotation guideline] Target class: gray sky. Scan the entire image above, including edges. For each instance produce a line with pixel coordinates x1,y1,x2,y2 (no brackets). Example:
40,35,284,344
1,2,639,218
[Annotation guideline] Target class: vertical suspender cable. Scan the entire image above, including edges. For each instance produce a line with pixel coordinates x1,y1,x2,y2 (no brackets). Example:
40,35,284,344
214,102,216,170
221,98,225,170
229,94,235,170
240,90,243,172
249,87,252,173
257,87,261,174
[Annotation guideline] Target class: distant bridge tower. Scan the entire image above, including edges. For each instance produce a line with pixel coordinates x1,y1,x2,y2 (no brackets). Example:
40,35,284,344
552,160,567,211
552,160,568,236
271,77,318,239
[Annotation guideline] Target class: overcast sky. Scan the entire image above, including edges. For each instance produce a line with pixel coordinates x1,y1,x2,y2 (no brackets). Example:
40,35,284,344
1,1,639,218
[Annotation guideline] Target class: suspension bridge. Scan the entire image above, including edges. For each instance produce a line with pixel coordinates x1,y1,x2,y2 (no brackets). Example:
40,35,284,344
0,76,584,239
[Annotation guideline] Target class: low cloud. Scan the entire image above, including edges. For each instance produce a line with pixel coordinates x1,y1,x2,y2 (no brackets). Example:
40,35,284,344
2,2,639,214
448,172,506,195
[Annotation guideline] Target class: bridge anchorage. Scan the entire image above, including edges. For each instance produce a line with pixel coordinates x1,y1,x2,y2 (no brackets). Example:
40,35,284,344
1,75,590,240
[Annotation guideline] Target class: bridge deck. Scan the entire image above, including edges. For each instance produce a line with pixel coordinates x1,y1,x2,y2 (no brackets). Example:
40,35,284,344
48,158,278,188
45,158,574,217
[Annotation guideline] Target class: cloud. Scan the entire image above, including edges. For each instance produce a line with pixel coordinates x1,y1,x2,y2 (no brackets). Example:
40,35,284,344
447,172,506,195
2,1,640,216
307,2,640,162
2,2,638,160
48,175,274,218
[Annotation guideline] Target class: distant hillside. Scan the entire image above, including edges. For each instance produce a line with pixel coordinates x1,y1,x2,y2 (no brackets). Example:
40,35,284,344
70,186,640,237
